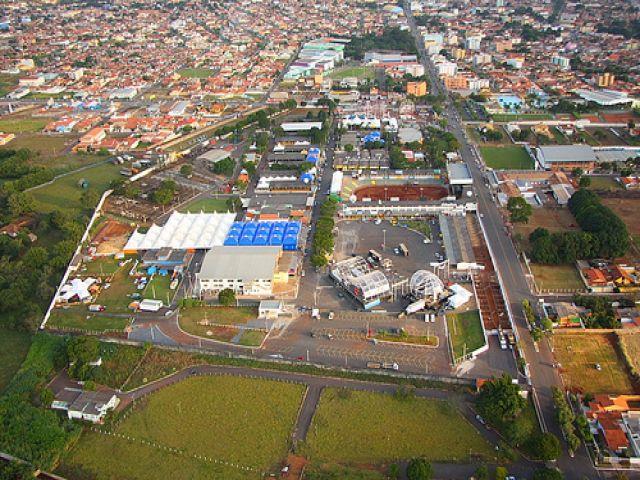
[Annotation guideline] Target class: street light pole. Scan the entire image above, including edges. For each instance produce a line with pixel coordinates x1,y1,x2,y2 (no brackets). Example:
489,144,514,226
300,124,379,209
382,229,386,251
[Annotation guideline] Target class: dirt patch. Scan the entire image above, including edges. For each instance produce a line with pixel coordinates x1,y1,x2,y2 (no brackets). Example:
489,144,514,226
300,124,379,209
354,184,448,201
601,197,640,235
92,220,133,254
600,112,638,123
283,454,308,479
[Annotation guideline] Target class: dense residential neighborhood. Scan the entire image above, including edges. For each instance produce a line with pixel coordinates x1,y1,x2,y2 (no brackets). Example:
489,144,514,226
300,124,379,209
0,0,639,479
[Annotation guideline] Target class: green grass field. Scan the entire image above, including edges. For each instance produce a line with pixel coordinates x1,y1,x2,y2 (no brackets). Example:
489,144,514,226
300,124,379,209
177,67,215,78
47,308,130,333
480,146,534,170
0,329,32,393
553,333,635,394
328,66,375,80
238,330,267,347
90,343,146,389
491,113,553,122
530,264,584,292
179,306,257,327
143,274,174,304
0,74,19,97
30,162,123,213
0,116,48,133
586,176,622,191
78,256,122,277
179,196,232,213
59,376,304,479
95,267,138,313
447,310,485,360
303,389,493,466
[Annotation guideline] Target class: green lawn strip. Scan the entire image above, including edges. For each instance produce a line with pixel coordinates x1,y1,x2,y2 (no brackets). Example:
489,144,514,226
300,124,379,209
78,256,122,277
47,307,130,333
179,196,232,213
0,329,32,393
491,113,552,122
142,274,174,304
238,330,266,347
118,376,303,471
530,264,584,291
305,465,386,479
177,67,215,78
403,220,431,238
30,162,123,213
479,146,534,170
0,117,49,133
179,306,257,327
373,331,437,346
447,310,485,359
57,431,249,480
303,388,493,465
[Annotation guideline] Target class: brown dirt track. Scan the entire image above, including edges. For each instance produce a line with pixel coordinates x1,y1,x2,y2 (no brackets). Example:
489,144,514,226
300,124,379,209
354,184,448,201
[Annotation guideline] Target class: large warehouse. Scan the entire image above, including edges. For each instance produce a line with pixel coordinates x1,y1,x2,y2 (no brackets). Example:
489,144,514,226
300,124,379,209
195,246,281,297
536,145,597,172
123,212,236,253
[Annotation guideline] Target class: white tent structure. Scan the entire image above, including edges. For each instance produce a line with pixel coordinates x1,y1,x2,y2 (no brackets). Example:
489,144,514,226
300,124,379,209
57,278,96,303
410,270,445,301
447,283,473,309
124,212,235,252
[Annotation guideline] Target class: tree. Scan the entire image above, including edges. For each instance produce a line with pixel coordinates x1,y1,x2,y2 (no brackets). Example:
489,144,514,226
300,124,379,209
578,176,591,188
476,374,525,426
0,459,37,480
344,144,354,152
572,167,584,179
7,192,35,218
80,189,100,208
529,432,562,461
532,467,564,480
218,288,236,306
474,465,489,480
225,196,242,212
180,164,193,177
494,466,508,480
406,457,432,480
66,336,99,380
507,196,533,223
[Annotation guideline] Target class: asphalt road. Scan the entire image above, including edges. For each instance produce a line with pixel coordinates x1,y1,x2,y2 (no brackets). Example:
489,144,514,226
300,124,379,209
401,4,601,478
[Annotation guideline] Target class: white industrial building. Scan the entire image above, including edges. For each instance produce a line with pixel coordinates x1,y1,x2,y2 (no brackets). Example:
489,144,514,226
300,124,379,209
196,246,281,297
124,212,235,252
281,122,323,132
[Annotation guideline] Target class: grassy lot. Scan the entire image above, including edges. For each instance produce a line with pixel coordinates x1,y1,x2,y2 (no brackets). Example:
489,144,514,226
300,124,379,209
95,268,138,313
238,330,267,347
587,176,622,191
179,196,232,213
553,333,636,394
90,343,146,389
618,333,640,378
177,67,215,78
179,306,257,327
8,133,72,160
304,389,493,466
78,256,122,277
123,348,199,390
0,74,19,97
480,146,534,170
0,329,32,393
530,264,585,292
491,113,553,122
403,220,431,238
47,307,131,332
328,66,375,80
30,161,123,213
0,116,49,133
447,310,485,360
601,198,640,236
143,274,174,303
60,376,304,479
513,207,579,251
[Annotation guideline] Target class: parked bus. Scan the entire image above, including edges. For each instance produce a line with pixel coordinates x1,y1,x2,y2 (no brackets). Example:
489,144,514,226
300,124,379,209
398,243,409,257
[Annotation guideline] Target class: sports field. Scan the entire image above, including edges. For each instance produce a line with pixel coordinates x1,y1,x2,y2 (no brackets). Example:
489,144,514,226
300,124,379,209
179,196,231,213
552,333,636,394
480,146,534,170
177,67,215,78
0,329,31,393
446,310,485,360
30,162,123,213
58,376,304,479
303,388,493,465
328,66,375,80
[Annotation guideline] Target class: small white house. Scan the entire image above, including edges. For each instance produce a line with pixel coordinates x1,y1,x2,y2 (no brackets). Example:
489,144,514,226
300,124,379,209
52,388,120,424
259,300,284,320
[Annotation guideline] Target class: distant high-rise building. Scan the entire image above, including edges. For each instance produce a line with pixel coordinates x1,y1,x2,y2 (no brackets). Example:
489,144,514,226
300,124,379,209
465,35,482,50
496,0,504,7
552,56,570,70
597,72,615,87
407,81,428,96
